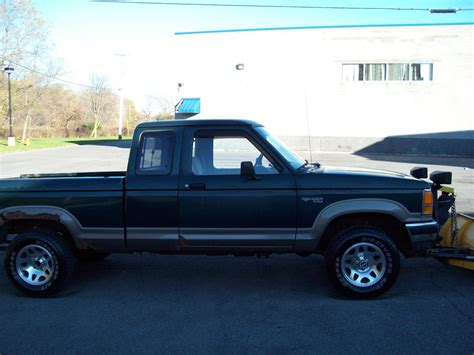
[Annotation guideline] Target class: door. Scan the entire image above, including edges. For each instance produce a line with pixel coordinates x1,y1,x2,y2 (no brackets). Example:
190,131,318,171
178,126,297,250
125,127,183,251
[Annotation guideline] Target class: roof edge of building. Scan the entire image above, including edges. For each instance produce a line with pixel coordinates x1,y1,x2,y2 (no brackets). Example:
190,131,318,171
175,21,474,36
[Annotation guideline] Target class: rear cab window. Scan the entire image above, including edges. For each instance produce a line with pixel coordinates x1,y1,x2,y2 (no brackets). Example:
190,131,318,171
136,131,175,175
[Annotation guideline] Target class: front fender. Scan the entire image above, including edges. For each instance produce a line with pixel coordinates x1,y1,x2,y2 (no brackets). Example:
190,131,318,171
294,198,422,253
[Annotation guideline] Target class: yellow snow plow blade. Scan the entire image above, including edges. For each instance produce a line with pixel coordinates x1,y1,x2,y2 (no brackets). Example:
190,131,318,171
440,213,474,270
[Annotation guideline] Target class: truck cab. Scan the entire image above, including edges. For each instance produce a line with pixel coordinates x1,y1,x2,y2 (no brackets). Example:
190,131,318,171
126,120,299,252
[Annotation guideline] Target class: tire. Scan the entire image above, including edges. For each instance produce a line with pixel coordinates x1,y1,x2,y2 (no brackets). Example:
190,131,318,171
75,250,111,262
4,229,76,297
325,226,400,299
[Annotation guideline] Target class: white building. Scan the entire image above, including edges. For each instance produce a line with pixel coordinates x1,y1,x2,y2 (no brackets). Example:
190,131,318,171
174,23,474,156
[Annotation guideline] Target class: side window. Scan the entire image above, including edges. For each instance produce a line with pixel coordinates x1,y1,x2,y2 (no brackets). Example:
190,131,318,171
136,131,174,175
192,133,278,176
411,63,433,81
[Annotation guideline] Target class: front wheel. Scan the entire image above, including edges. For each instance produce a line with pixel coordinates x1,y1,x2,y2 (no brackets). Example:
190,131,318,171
4,230,76,297
325,227,400,299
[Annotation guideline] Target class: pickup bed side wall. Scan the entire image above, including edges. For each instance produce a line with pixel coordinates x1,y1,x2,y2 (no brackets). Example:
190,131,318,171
0,176,126,251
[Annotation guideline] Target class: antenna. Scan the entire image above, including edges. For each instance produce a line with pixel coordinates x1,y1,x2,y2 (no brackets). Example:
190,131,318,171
304,90,313,163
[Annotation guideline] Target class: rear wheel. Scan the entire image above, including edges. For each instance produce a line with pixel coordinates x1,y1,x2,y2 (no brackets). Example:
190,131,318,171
325,226,400,299
4,230,76,297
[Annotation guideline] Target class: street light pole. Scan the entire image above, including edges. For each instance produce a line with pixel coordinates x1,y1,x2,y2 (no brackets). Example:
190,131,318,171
4,66,15,147
118,87,124,140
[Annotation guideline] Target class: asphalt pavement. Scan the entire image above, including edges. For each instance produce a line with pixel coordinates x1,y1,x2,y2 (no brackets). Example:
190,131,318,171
0,143,473,353
0,253,472,354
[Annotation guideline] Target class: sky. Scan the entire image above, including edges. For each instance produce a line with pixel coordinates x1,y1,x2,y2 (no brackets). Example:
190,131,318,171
33,0,474,110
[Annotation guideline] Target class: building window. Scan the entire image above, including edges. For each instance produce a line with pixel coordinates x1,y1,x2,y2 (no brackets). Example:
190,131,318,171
388,64,410,81
343,63,433,82
411,63,433,81
364,64,386,81
342,64,364,81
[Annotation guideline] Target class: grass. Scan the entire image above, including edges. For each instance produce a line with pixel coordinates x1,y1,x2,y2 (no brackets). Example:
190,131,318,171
0,136,131,154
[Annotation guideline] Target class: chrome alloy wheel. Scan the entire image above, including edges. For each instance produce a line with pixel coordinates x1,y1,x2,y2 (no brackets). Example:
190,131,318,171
15,244,56,286
341,242,387,287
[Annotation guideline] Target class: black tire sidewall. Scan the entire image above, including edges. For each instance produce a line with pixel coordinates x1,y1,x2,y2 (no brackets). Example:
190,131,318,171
327,229,400,298
5,232,70,296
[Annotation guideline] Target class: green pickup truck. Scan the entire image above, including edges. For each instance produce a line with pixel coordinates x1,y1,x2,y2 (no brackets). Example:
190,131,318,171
0,119,449,298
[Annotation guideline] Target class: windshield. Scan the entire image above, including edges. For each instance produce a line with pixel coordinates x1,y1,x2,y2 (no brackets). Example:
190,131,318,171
255,127,306,170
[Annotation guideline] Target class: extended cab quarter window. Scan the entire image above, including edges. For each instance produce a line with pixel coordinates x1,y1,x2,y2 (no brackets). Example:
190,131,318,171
192,132,278,176
136,131,174,175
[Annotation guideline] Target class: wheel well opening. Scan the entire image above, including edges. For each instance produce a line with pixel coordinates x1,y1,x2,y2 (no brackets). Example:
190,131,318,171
318,213,411,255
5,219,77,249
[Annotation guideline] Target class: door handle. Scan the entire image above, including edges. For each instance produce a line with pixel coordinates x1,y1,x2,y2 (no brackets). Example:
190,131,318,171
185,183,206,190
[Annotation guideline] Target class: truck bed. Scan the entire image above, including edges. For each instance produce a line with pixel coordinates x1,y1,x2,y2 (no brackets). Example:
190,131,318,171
0,172,125,192
19,171,126,179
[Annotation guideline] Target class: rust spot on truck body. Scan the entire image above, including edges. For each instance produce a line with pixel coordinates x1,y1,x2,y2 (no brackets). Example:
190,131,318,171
179,235,187,247
3,211,60,223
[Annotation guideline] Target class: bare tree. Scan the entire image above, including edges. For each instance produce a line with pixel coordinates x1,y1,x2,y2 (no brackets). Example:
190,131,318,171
140,95,174,122
156,97,174,120
17,60,62,142
0,0,49,65
139,95,159,122
0,0,52,136
86,74,111,138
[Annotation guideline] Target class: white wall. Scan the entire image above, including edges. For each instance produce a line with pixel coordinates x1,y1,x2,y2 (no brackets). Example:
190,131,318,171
174,25,473,139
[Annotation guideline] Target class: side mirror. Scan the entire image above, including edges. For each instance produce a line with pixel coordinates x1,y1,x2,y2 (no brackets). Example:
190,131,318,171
410,166,428,179
430,171,452,185
241,161,257,180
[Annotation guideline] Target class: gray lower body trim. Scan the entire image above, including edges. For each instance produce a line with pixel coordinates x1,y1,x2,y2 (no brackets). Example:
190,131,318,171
179,228,295,248
176,245,293,253
126,227,179,251
79,228,126,252
294,228,319,253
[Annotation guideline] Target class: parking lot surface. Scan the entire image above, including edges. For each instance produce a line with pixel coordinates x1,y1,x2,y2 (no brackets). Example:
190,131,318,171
0,253,473,354
0,144,473,353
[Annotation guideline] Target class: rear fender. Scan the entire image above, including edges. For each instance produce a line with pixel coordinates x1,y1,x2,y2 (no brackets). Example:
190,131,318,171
0,205,124,251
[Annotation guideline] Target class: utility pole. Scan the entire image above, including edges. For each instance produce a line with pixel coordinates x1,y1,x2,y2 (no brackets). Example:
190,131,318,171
115,54,127,140
118,87,124,140
4,66,15,147
127,103,131,136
